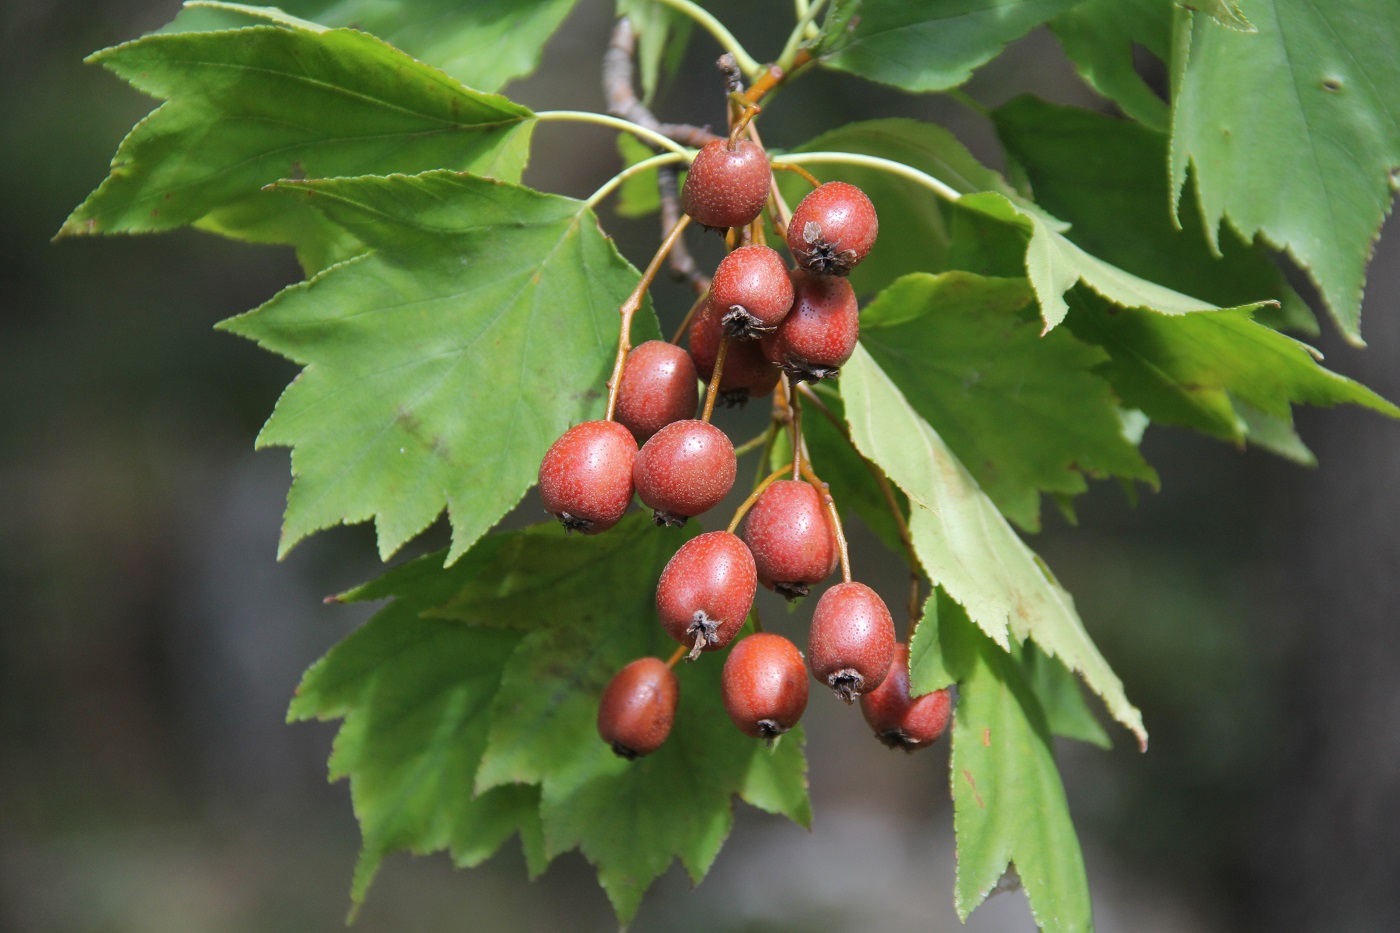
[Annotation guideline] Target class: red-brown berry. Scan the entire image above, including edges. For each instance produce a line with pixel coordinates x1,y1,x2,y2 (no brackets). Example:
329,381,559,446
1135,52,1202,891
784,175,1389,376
808,581,896,703
615,340,700,443
722,632,809,742
760,268,859,383
787,181,878,276
860,642,953,752
689,298,780,406
633,419,736,526
741,480,838,601
681,138,772,230
597,657,680,759
656,531,757,659
538,420,637,534
709,245,795,340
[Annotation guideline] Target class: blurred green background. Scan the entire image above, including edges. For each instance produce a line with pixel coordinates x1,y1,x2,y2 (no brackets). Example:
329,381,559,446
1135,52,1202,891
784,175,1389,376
4,2,1398,931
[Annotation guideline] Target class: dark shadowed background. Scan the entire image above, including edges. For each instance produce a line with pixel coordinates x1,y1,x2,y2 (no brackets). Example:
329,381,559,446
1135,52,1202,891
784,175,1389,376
3,2,1398,931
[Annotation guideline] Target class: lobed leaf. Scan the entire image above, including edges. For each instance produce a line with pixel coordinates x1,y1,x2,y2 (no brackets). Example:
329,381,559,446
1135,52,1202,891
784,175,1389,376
819,0,1084,92
842,344,1147,748
297,516,809,923
1049,0,1171,130
164,0,580,93
939,604,1094,932
60,21,534,271
220,171,656,563
859,271,1157,532
1170,0,1400,341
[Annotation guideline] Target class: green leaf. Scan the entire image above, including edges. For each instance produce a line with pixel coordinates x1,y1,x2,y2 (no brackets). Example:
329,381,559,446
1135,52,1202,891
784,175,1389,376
287,585,537,910
166,1,580,92
434,516,810,922
860,272,1157,532
842,344,1147,749
617,0,693,104
1050,0,1171,130
220,171,656,563
907,587,961,696
60,23,535,271
942,605,1093,932
1023,642,1111,748
1170,0,1400,341
1063,288,1400,442
1191,0,1256,33
995,95,1315,336
784,119,1018,296
819,0,1084,92
614,133,688,219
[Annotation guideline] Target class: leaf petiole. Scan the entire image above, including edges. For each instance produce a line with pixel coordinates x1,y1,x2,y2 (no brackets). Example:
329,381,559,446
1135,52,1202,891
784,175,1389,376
535,110,694,156
780,151,963,203
585,150,689,209
650,0,764,78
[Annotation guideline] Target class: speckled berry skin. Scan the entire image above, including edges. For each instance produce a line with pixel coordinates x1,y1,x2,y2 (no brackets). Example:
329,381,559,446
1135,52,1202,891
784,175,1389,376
538,420,637,534
681,139,772,230
722,632,809,740
787,181,878,276
634,420,736,525
615,340,699,443
808,581,896,703
597,657,680,759
689,298,780,405
741,480,837,600
709,245,795,340
656,531,757,657
760,268,859,383
860,642,953,752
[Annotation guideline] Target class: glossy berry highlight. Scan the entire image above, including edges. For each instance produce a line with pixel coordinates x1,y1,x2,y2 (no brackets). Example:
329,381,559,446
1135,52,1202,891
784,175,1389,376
633,419,736,526
761,268,859,383
860,642,953,752
538,420,637,534
656,531,757,659
615,340,699,443
741,480,838,600
689,299,781,407
681,138,772,230
808,581,896,703
597,657,680,759
709,245,795,340
722,632,809,742
787,181,878,277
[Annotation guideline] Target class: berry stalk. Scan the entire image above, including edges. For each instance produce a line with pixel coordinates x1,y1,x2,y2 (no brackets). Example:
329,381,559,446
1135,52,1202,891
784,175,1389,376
800,461,851,584
727,464,795,534
606,214,693,421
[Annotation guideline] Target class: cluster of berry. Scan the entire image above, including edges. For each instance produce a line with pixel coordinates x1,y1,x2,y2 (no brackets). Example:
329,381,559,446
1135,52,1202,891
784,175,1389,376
537,131,951,762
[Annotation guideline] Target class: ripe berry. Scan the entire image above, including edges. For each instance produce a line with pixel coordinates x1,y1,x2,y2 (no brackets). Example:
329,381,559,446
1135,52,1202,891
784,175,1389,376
681,138,772,230
597,657,680,759
741,480,837,600
787,181,878,276
722,632,809,742
633,419,736,526
860,642,953,752
709,245,795,340
808,581,896,703
656,531,757,658
538,420,637,534
760,268,859,383
615,340,699,443
688,298,780,406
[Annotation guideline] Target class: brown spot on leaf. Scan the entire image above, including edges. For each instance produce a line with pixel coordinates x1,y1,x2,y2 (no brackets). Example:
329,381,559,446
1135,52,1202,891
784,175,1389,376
962,768,985,809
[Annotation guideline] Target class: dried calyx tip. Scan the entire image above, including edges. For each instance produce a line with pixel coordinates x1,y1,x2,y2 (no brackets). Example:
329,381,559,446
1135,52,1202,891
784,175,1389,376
685,611,719,661
756,719,789,746
554,510,594,534
778,360,840,384
652,509,689,528
718,389,752,409
610,741,640,761
773,581,810,601
720,306,775,340
829,670,865,704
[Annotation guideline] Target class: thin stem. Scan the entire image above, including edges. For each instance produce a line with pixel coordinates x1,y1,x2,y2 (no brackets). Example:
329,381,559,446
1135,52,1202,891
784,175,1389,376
772,160,821,190
603,18,721,150
701,336,730,422
733,428,774,458
779,151,963,203
796,383,919,575
801,461,851,583
666,644,687,669
943,87,992,118
670,293,707,345
605,215,693,421
728,104,761,147
652,0,763,78
534,110,693,156
907,575,922,643
788,376,803,481
742,48,813,106
777,0,827,72
585,151,688,209
750,607,764,634
751,419,780,488
727,464,793,533
658,164,710,294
